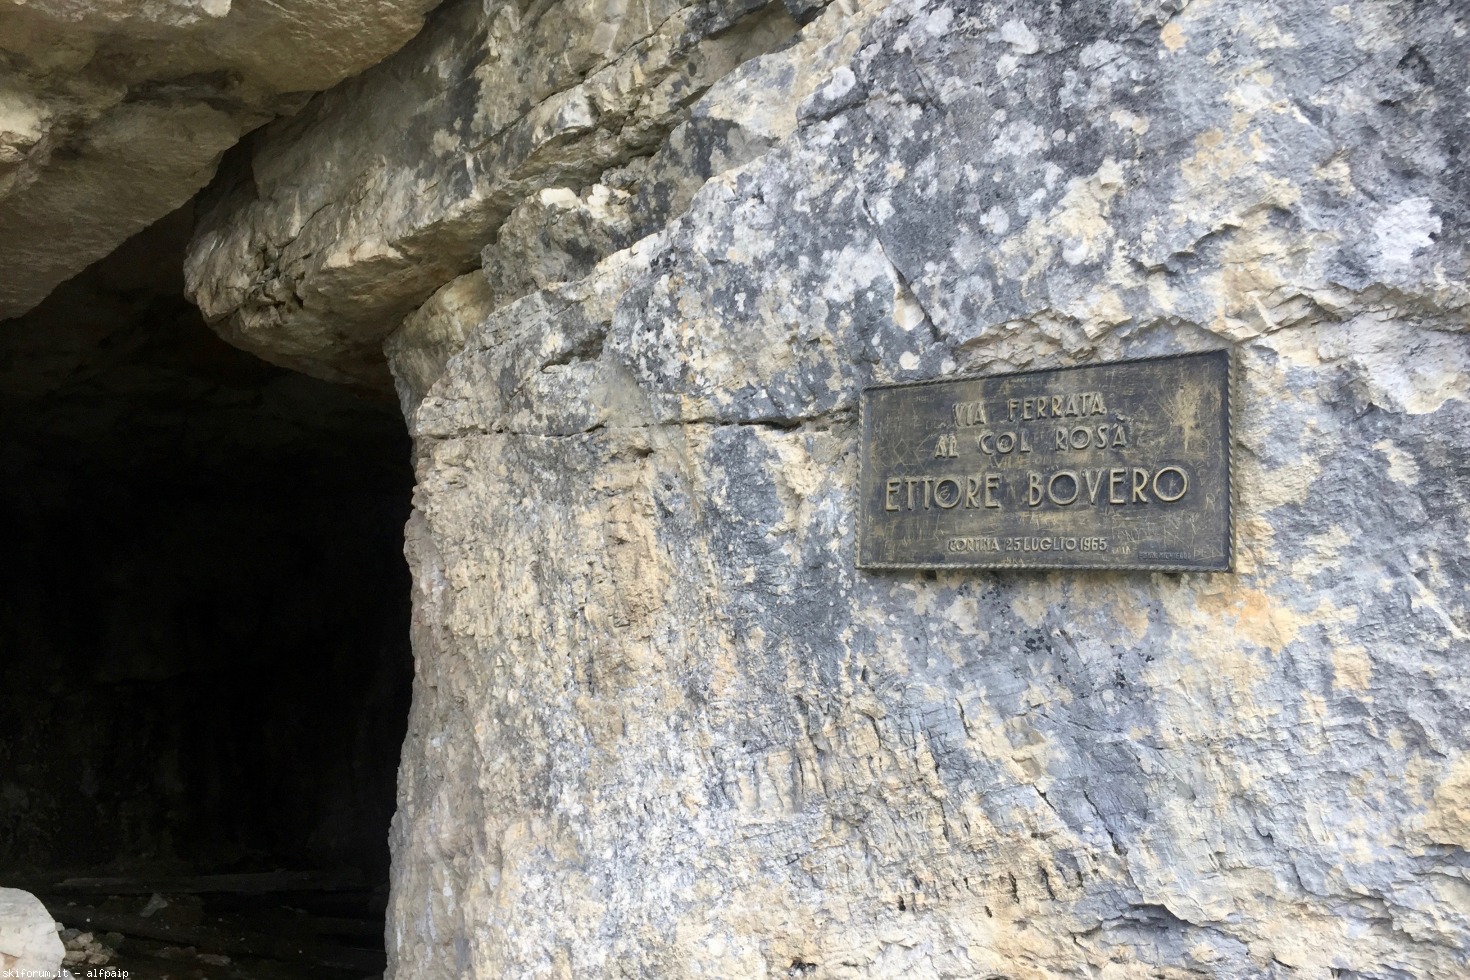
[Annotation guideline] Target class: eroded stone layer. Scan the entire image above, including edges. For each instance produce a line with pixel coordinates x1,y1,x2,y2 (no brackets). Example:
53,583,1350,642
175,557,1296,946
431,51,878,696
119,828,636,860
184,0,810,385
385,0,1470,975
0,0,438,319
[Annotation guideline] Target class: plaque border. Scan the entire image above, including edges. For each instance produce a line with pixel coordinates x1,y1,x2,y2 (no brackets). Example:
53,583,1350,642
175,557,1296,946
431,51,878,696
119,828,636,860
856,349,1236,573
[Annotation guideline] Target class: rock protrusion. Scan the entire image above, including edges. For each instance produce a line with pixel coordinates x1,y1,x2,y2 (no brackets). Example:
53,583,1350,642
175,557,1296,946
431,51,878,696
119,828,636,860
0,0,440,320
0,888,64,974
184,0,810,386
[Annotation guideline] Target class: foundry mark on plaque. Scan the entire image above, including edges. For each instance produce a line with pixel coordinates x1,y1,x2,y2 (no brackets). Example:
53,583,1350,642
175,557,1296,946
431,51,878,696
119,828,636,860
858,350,1233,571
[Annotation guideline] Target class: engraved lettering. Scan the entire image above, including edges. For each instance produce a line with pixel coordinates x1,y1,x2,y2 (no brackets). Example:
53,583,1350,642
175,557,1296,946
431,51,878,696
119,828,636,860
947,536,1002,553
857,351,1231,571
935,477,962,509
952,401,989,427
1048,470,1079,506
1049,422,1134,453
1083,469,1104,503
1153,466,1189,502
985,474,1001,509
965,476,982,508
1131,467,1150,503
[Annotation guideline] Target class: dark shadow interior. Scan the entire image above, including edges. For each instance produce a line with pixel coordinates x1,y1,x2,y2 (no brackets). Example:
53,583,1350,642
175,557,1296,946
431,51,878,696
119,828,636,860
0,207,414,979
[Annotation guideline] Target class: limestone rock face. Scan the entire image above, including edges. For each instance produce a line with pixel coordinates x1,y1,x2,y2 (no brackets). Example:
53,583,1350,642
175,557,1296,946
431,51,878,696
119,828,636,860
0,0,437,319
375,0,1470,976
377,0,870,416
0,888,63,973
183,0,809,385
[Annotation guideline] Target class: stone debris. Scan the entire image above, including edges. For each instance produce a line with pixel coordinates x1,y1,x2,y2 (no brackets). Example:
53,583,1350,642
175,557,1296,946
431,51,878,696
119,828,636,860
59,929,119,968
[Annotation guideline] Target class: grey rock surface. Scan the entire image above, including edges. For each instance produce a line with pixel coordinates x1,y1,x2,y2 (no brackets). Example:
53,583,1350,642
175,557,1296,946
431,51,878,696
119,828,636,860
0,0,438,319
380,0,872,417
0,887,63,973
184,0,808,385
379,0,1470,976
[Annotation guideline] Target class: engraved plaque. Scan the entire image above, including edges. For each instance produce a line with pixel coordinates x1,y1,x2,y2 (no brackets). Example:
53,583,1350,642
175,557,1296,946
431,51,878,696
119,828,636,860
858,350,1233,571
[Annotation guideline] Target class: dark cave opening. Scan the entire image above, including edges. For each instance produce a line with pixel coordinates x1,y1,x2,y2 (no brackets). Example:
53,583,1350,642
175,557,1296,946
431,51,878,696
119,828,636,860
0,209,414,978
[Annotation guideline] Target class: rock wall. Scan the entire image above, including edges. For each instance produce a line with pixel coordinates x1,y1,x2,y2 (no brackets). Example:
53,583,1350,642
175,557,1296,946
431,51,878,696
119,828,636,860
187,0,1470,976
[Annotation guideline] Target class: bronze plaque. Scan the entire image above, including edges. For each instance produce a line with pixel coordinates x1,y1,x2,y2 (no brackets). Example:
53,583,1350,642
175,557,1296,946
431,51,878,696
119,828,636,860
858,350,1233,571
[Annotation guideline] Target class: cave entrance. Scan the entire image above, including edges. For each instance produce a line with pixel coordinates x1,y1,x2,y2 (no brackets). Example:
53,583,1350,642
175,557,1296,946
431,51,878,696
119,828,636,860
0,210,414,979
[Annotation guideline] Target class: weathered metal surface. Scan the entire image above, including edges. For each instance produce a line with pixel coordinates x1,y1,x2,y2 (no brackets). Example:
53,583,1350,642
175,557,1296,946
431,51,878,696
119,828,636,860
858,351,1233,571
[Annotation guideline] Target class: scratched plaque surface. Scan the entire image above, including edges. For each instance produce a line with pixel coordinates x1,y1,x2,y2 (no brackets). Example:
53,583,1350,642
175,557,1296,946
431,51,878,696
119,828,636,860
858,350,1233,571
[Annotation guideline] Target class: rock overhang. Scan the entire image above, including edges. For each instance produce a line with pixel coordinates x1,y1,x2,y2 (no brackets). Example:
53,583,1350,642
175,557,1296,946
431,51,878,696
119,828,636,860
0,0,441,322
